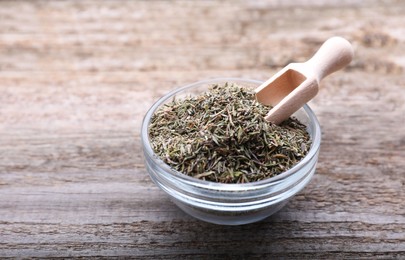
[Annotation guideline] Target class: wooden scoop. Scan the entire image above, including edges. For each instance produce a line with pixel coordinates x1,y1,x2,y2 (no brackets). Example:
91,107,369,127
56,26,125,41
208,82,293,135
255,37,354,125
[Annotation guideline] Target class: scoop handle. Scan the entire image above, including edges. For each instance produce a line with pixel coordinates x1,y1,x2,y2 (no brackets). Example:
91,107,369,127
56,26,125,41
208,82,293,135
306,37,354,81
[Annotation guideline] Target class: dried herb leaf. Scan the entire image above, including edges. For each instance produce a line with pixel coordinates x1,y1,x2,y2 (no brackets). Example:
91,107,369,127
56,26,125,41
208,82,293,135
149,83,311,183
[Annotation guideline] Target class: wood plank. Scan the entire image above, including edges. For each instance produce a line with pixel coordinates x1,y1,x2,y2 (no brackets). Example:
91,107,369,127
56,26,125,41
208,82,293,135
0,0,404,258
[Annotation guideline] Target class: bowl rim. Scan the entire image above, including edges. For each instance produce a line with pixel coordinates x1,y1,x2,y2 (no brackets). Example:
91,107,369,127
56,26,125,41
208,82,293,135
141,77,321,191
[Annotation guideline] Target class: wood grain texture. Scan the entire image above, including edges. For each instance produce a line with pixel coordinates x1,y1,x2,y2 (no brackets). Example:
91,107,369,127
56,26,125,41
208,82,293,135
0,0,404,258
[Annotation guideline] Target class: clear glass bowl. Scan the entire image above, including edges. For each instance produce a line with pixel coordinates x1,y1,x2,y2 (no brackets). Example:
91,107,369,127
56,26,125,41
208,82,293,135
141,78,321,225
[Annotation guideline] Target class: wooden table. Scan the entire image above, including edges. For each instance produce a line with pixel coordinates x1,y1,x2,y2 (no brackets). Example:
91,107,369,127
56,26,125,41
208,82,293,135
1,0,404,258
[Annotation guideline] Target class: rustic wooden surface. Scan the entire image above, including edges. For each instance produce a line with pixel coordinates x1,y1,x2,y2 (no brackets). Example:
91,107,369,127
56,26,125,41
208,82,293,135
1,0,404,258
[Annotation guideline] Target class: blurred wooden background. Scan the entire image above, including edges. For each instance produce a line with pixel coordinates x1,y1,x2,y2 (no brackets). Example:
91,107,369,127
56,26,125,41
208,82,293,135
0,0,404,258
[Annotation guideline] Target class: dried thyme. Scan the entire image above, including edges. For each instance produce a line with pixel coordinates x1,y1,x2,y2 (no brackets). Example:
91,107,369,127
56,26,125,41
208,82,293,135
149,83,311,183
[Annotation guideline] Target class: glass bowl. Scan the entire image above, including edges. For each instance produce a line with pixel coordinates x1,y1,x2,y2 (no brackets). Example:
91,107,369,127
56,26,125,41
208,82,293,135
141,78,321,225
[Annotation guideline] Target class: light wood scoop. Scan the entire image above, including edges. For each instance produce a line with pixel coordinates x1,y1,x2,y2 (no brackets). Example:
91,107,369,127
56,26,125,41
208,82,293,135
255,36,354,125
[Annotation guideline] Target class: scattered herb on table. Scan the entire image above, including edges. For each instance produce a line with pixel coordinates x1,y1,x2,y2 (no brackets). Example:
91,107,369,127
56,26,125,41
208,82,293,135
149,82,311,183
